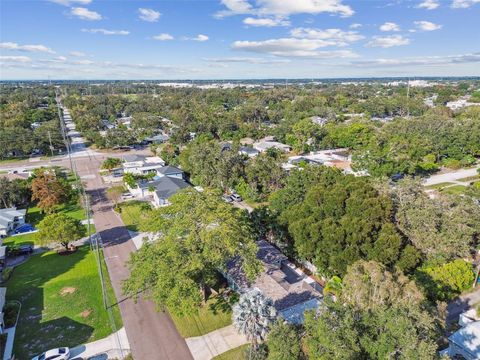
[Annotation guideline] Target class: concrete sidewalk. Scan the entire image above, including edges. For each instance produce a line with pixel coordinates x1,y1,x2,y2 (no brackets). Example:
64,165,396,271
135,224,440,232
70,327,130,359
185,325,248,360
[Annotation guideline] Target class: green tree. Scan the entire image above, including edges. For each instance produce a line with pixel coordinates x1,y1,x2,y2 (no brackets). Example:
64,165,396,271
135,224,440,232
394,179,480,261
101,157,122,172
36,213,86,251
416,259,475,301
304,261,440,360
123,189,261,315
267,321,304,360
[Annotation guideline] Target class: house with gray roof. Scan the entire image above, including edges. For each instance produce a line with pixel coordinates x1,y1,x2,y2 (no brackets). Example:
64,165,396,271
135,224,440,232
152,177,191,207
224,240,322,324
0,207,26,238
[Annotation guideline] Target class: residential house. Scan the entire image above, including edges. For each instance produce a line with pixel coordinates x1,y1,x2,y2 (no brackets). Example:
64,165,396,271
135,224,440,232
122,155,166,175
224,240,322,324
239,146,260,158
311,116,329,126
127,165,191,207
144,133,170,144
441,320,480,360
0,207,26,238
253,139,291,153
283,149,352,173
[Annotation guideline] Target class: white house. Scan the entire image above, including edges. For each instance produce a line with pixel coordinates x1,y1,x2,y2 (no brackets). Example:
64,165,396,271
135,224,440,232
441,321,480,360
122,155,165,175
0,207,26,238
253,140,291,153
283,149,351,172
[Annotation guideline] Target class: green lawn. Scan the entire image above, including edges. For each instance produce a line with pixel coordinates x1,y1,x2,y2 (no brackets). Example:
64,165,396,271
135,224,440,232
424,182,455,190
6,245,122,360
440,185,468,195
170,296,233,338
118,200,151,232
456,174,480,182
213,345,249,360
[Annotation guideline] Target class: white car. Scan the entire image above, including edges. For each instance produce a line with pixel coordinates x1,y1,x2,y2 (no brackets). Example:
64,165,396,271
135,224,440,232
31,347,70,360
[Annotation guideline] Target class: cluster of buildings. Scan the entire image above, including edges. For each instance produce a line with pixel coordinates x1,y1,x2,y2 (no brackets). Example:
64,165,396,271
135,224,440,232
446,96,480,111
121,155,191,207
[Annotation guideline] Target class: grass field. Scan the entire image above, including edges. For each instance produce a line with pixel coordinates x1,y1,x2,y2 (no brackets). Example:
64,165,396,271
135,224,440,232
6,245,122,360
213,344,249,360
440,185,468,195
117,200,151,232
424,182,454,190
170,296,233,338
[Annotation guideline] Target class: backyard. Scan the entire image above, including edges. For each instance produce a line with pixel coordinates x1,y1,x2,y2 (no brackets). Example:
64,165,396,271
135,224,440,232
5,245,122,359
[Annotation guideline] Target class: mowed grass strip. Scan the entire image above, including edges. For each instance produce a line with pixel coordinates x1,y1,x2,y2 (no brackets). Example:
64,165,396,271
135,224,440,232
117,200,151,232
212,344,249,360
6,245,122,360
170,296,233,338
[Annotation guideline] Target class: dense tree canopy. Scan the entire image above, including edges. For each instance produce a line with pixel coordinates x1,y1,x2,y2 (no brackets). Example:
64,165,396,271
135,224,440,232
123,189,261,315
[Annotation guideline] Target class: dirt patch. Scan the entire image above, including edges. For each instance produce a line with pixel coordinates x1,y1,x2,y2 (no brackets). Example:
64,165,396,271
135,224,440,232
60,287,77,296
80,309,92,318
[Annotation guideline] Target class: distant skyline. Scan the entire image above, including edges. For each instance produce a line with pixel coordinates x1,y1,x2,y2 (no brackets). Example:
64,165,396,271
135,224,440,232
1,0,479,80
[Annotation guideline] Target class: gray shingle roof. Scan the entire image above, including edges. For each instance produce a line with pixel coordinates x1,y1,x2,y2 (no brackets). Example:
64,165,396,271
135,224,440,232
123,154,146,163
156,166,184,176
153,177,190,199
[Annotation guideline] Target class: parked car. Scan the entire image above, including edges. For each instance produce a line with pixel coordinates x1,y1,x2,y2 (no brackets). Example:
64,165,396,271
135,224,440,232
230,193,242,202
222,195,233,203
7,244,33,256
31,347,70,360
14,224,35,234
121,193,135,200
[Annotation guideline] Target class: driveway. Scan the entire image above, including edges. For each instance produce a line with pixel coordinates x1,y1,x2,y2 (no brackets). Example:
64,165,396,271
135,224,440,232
185,325,248,360
447,287,480,324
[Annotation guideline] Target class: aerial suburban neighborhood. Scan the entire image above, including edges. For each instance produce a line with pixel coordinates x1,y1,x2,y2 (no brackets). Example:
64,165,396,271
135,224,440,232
1,1,480,360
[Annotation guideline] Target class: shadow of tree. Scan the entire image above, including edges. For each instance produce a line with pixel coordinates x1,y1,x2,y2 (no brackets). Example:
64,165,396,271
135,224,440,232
5,247,95,359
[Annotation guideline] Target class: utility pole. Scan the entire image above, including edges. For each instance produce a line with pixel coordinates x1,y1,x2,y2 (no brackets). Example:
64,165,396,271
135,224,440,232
48,131,55,157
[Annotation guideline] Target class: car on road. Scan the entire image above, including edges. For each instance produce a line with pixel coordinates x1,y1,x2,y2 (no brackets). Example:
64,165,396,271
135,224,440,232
222,195,233,203
230,193,242,202
31,347,70,360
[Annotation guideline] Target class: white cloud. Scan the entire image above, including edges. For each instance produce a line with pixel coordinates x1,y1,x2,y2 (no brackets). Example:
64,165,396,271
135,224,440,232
243,17,290,27
69,51,87,57
350,23,362,29
414,20,442,31
0,42,55,54
153,33,174,41
0,56,32,63
351,52,480,67
451,0,480,8
81,28,130,35
290,28,364,45
186,34,209,42
366,35,410,48
70,7,102,21
416,0,440,9
379,22,400,32
73,59,94,65
216,0,354,18
138,8,161,22
204,57,290,64
232,38,358,58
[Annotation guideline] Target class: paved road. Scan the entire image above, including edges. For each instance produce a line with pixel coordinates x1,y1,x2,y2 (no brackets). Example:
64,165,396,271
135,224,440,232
423,166,480,186
1,107,193,360
62,107,193,360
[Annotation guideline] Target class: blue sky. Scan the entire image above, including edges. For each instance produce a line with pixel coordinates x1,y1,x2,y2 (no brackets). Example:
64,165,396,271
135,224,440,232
0,0,479,79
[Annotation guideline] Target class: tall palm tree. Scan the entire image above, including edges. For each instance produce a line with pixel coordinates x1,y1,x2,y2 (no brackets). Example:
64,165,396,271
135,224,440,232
233,289,277,350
